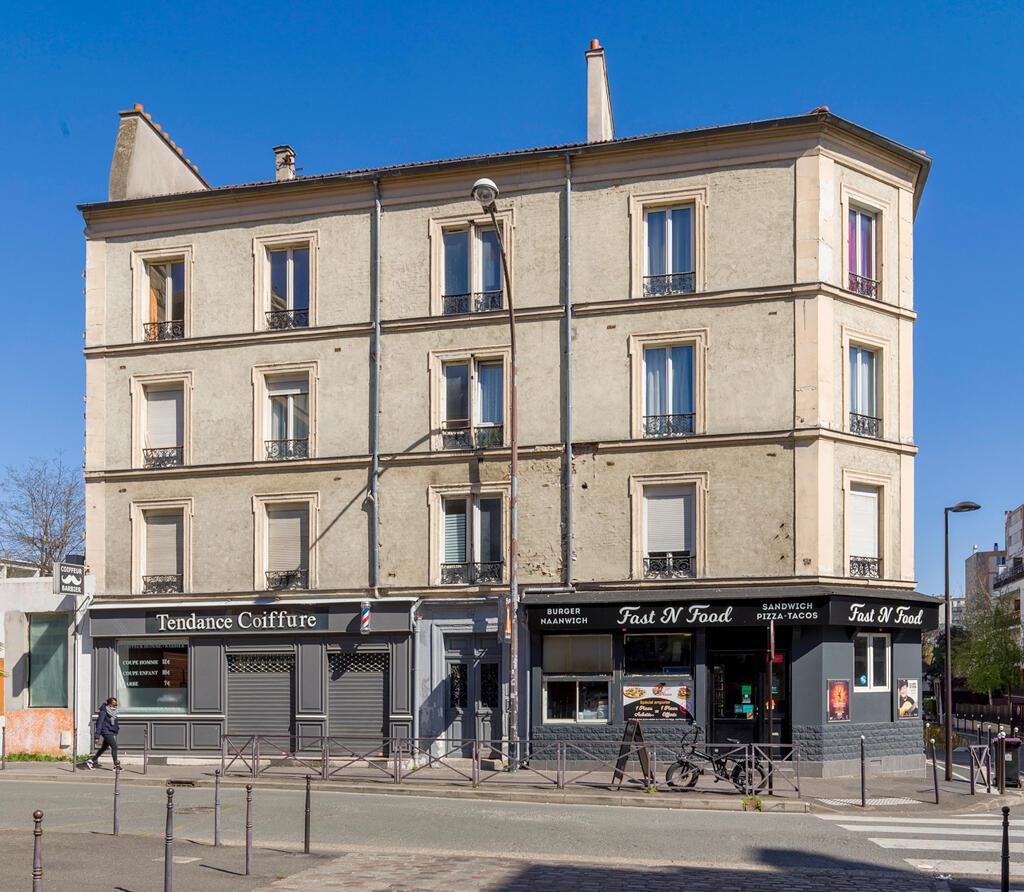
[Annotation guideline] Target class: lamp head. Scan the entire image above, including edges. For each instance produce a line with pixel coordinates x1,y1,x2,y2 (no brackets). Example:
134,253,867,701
950,501,982,513
471,177,499,211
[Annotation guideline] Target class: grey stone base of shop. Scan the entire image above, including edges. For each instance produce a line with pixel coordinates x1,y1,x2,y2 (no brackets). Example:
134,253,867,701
793,720,924,777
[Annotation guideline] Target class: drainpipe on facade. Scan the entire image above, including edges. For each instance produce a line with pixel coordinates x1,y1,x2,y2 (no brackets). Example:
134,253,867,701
564,155,574,588
371,180,382,595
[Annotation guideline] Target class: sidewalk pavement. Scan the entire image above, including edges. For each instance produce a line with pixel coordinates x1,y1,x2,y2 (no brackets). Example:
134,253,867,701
1,746,1020,816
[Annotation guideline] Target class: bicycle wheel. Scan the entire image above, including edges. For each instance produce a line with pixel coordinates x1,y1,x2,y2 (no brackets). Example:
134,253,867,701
730,761,767,793
666,760,700,788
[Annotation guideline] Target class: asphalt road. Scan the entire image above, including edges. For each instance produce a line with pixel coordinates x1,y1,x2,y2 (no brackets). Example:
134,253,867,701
0,778,1016,890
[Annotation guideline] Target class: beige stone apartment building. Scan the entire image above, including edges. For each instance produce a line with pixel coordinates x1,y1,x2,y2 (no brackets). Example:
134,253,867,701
81,43,936,775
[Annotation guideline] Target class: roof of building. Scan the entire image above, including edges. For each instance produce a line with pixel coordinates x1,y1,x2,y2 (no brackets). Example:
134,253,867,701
79,108,931,213
126,103,209,187
521,584,942,606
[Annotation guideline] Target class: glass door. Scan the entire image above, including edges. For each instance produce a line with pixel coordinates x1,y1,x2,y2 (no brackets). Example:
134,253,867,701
710,651,761,745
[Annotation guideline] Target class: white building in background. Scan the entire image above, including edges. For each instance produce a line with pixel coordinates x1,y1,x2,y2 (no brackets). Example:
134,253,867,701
0,574,93,757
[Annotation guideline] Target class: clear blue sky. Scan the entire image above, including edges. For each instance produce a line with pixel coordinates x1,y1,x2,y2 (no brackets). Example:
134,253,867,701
3,0,1021,599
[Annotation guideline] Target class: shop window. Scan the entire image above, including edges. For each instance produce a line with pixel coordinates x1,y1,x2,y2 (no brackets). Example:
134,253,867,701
542,634,611,724
854,633,889,691
624,634,693,675
28,613,68,708
115,639,188,713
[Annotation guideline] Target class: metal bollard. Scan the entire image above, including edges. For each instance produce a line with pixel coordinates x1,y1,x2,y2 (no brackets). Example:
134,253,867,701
930,739,940,804
214,769,221,847
245,784,253,876
2,725,6,770
999,733,1007,796
113,766,121,836
32,809,43,892
1001,805,1010,892
304,775,311,855
164,788,174,892
144,727,149,776
860,736,866,807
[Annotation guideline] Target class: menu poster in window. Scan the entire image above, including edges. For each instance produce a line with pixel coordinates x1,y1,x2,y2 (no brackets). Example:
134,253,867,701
897,678,919,719
622,682,692,721
121,644,187,690
827,679,850,722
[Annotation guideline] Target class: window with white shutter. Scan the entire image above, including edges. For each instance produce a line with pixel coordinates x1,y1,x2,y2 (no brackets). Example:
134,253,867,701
439,494,504,585
143,386,184,468
643,486,695,579
266,504,309,591
144,511,183,593
849,484,881,578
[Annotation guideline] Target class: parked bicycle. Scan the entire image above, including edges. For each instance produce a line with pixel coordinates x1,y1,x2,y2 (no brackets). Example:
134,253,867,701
665,725,766,792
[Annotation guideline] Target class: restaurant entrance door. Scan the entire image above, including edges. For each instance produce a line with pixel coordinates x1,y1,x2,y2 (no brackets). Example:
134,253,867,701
709,649,789,746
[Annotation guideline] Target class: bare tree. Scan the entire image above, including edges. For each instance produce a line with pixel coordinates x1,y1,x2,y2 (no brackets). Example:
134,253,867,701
0,455,85,575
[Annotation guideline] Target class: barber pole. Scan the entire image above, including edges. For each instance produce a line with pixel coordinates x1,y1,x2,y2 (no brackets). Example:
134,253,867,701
360,600,371,635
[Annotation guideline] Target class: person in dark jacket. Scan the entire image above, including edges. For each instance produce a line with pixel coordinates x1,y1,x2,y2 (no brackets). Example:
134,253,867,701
84,697,120,770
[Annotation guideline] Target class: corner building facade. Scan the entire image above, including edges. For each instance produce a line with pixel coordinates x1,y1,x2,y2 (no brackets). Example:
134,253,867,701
82,58,934,775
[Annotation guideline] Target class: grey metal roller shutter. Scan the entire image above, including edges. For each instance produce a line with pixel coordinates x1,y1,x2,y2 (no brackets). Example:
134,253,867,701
227,654,295,742
328,653,388,751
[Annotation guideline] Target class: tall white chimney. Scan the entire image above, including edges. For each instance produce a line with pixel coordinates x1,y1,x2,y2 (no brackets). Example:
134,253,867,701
586,39,614,142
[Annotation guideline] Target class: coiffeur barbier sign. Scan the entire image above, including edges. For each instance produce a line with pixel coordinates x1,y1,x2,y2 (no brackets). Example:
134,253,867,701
530,596,938,631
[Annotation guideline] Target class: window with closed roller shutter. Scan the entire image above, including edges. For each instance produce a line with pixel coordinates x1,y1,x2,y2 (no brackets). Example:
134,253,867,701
227,654,295,743
328,653,389,754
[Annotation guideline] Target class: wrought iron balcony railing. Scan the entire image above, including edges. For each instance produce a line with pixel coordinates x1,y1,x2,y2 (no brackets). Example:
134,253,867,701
643,552,695,579
144,320,185,341
266,308,309,330
265,439,309,461
849,556,881,579
441,423,504,450
994,563,1024,589
440,561,504,585
266,569,309,591
143,446,183,468
849,413,881,439
643,413,696,438
442,291,504,315
848,273,879,299
643,271,696,297
143,574,183,594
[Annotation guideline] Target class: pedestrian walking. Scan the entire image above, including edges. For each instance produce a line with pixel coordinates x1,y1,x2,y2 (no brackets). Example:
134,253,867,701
84,698,120,770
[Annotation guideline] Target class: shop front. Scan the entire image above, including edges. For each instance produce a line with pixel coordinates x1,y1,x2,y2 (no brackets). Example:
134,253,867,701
525,586,939,777
88,599,413,753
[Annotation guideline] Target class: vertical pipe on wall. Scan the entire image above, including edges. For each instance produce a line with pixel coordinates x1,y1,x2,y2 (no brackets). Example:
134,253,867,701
563,155,574,587
371,180,382,593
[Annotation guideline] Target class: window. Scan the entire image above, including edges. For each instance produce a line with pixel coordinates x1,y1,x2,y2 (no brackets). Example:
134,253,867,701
28,614,68,708
266,377,309,460
624,634,693,675
848,484,881,579
849,346,880,438
143,384,184,468
252,362,317,462
265,504,310,590
145,259,186,340
542,635,611,723
645,206,694,296
253,232,318,330
442,223,503,315
115,639,188,713
643,345,694,437
442,359,504,449
266,246,310,329
143,509,184,594
643,485,696,579
853,633,889,690
847,207,878,298
441,495,503,584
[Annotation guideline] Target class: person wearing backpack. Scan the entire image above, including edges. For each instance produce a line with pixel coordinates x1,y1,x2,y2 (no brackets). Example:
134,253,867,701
84,697,120,770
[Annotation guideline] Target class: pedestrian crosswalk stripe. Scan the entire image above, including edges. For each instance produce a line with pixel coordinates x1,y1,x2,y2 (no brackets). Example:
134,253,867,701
904,859,1017,878
817,796,921,806
837,824,1024,837
870,838,1023,852
819,815,1001,824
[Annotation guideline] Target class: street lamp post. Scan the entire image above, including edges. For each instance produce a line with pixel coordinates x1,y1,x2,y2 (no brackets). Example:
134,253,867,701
945,500,981,781
471,178,519,766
